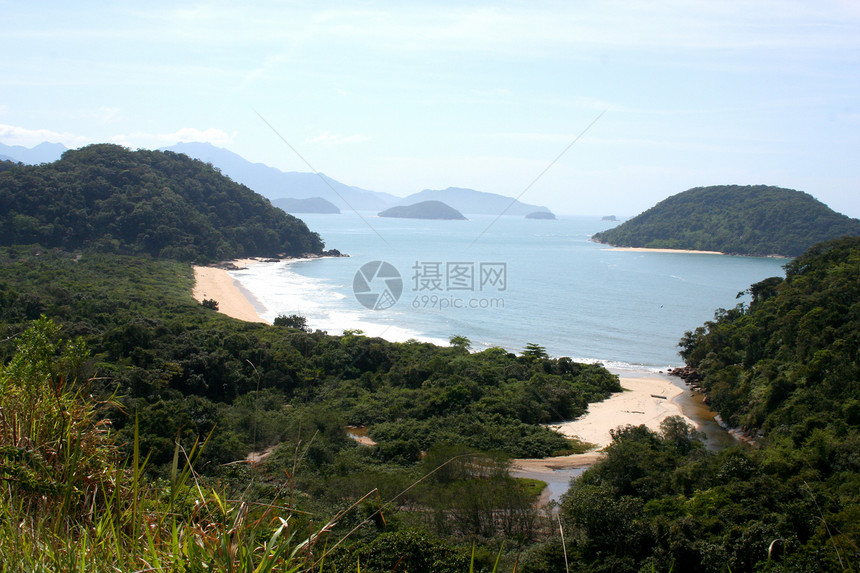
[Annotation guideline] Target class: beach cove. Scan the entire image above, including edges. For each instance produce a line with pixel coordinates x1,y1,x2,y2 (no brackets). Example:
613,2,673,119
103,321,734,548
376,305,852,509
192,256,726,506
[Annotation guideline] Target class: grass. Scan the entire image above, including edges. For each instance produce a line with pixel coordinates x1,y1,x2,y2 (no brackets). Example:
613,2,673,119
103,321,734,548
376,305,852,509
1,318,540,572
514,478,548,499
0,318,335,572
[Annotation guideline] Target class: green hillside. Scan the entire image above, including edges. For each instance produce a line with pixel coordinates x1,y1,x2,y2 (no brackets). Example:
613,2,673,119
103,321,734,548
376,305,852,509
0,144,324,262
592,185,860,257
679,236,860,434
547,237,860,572
2,147,858,570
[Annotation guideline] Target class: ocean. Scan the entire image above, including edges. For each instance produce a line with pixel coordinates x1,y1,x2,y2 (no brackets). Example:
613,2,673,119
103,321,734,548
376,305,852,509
230,213,787,371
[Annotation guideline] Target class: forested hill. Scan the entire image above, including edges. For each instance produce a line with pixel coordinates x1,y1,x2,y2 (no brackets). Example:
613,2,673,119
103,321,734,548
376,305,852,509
592,185,860,257
543,239,859,572
679,236,860,435
0,144,324,262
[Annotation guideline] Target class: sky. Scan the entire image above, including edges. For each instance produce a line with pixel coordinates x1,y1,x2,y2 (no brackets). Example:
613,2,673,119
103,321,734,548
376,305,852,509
1,1,859,217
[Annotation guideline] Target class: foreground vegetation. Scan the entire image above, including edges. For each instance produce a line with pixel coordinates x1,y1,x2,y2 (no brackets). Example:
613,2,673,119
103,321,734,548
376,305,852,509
1,147,857,570
0,246,619,571
5,240,857,571
592,185,860,257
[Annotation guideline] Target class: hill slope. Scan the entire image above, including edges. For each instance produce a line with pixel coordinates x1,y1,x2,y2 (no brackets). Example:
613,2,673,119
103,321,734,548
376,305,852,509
162,142,398,211
272,196,340,214
679,236,860,434
592,185,860,257
0,144,324,261
379,200,466,220
398,187,551,216
0,141,68,164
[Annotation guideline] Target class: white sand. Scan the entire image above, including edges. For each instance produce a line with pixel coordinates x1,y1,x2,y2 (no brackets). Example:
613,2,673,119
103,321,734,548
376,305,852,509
552,376,693,448
513,376,694,474
606,247,725,255
192,261,267,323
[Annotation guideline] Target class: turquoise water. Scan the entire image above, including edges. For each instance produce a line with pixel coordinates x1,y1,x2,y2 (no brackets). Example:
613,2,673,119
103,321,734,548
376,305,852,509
231,213,787,370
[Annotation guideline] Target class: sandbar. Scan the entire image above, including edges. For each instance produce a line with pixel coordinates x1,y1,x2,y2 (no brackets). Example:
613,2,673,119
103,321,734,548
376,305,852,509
192,260,268,323
606,247,724,255
512,376,694,475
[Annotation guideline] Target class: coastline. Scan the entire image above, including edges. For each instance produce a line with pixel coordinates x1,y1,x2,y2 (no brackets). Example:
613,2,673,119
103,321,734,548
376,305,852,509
513,376,693,471
192,259,268,323
510,375,696,505
191,261,723,503
605,246,725,255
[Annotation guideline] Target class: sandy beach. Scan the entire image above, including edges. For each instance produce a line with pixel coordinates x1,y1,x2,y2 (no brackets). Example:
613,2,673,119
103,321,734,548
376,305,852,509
192,259,268,323
606,247,725,255
191,262,697,496
512,376,694,476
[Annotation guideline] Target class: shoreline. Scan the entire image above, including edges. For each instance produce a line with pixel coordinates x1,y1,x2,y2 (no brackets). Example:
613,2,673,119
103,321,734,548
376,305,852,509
190,264,724,502
605,246,725,255
512,375,694,471
553,375,693,447
192,258,269,323
510,375,697,505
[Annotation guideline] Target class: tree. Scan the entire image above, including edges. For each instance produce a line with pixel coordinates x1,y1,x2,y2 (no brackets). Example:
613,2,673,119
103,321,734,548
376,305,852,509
449,335,471,351
522,342,548,360
273,313,309,332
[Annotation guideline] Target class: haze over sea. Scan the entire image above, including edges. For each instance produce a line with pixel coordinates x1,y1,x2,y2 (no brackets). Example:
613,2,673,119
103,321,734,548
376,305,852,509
231,214,786,371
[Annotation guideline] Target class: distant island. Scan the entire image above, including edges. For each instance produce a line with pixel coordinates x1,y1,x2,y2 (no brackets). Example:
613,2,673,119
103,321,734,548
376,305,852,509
273,196,340,214
592,184,860,257
378,200,467,220
601,215,618,221
525,211,556,220
396,187,552,216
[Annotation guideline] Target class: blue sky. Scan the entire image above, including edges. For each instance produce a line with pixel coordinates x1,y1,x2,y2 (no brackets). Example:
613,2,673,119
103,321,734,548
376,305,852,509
2,1,859,217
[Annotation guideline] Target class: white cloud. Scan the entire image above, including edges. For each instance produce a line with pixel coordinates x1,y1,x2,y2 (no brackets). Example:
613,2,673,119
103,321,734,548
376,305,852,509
309,131,368,146
0,124,235,151
0,124,90,148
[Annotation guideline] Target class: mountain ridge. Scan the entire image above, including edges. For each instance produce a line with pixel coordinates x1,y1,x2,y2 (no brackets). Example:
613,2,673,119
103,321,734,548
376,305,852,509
161,142,399,211
0,141,68,164
397,187,551,216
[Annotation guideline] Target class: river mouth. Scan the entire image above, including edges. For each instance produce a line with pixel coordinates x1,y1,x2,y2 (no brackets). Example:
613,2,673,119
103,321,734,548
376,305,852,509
665,374,735,451
510,369,735,506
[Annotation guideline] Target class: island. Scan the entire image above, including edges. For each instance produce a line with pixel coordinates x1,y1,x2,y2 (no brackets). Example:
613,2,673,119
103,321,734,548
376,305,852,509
272,196,341,214
396,187,551,216
591,184,860,257
378,200,467,220
525,211,556,220
601,215,618,221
